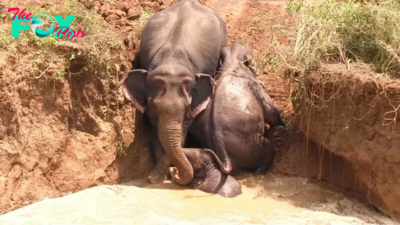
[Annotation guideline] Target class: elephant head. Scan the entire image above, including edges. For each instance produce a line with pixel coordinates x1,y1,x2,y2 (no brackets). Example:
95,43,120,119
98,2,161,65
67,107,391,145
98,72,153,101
119,65,215,185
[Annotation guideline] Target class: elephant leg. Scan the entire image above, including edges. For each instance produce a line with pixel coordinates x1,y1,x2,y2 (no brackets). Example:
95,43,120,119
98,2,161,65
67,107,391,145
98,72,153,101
211,129,233,174
148,153,171,184
147,126,171,184
254,137,276,175
259,90,286,128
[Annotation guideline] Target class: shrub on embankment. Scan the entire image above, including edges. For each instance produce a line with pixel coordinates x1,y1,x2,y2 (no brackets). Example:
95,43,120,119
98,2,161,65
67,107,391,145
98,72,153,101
274,0,400,219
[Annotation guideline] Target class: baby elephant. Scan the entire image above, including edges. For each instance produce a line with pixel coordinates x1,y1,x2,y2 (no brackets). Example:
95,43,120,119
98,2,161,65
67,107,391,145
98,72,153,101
169,148,242,198
188,42,286,176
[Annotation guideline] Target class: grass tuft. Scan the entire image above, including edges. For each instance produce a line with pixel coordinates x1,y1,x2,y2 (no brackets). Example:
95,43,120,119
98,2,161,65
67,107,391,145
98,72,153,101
1,0,124,78
270,0,400,128
278,0,400,77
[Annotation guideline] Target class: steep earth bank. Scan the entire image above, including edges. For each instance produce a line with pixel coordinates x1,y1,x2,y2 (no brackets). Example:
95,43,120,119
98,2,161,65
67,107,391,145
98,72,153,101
0,0,176,213
292,63,400,219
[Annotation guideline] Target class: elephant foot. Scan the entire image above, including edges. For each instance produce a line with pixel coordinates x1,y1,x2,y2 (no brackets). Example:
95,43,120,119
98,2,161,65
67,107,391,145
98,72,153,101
147,169,167,184
267,125,288,150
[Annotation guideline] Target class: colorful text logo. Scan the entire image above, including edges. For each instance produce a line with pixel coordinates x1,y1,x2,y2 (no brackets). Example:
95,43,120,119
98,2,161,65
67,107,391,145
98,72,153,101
8,8,85,38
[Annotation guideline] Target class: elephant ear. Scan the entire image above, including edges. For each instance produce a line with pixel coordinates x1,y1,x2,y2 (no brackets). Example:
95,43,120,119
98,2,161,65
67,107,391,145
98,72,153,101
119,69,148,113
190,73,215,118
219,45,231,66
189,163,207,188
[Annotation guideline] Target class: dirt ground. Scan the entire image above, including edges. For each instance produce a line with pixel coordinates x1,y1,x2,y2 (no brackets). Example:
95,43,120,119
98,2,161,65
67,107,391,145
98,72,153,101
0,0,399,223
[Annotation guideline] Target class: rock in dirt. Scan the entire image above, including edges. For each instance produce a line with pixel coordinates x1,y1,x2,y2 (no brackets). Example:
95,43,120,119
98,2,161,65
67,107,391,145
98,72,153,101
55,41,86,51
157,0,173,6
104,9,127,18
142,1,160,11
100,3,111,16
127,7,141,20
105,14,120,22
122,26,134,33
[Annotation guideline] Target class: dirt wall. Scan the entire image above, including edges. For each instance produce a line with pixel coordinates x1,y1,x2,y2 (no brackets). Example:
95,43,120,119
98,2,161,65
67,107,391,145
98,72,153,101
0,0,181,213
292,63,400,219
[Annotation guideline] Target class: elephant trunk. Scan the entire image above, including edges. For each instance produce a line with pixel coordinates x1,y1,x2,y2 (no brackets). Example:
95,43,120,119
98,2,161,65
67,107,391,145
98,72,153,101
158,117,194,186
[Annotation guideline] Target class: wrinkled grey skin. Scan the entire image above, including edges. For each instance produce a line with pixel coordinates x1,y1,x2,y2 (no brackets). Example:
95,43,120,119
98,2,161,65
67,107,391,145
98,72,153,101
120,0,227,186
169,148,242,198
188,42,287,175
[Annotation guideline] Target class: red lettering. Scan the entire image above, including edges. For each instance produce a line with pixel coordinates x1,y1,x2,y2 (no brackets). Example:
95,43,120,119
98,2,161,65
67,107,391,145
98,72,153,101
75,29,83,38
18,8,26,20
7,8,20,20
80,31,85,38
71,30,77,38
66,31,73,37
8,8,32,20
55,26,69,36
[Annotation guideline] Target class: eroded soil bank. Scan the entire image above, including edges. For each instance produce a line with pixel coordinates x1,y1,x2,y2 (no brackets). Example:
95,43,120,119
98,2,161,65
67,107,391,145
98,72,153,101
292,64,400,219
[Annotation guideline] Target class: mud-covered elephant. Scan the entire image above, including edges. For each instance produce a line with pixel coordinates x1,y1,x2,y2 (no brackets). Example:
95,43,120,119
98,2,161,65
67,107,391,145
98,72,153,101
188,42,286,176
169,148,242,197
119,0,227,185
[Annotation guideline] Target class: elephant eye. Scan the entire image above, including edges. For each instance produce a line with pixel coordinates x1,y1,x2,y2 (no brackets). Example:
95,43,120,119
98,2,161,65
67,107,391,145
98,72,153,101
150,78,166,97
182,79,194,91
180,79,194,98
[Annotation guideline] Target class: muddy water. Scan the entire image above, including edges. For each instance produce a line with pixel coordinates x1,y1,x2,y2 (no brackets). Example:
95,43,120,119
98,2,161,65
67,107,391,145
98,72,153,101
142,174,320,214
0,173,396,225
130,173,394,224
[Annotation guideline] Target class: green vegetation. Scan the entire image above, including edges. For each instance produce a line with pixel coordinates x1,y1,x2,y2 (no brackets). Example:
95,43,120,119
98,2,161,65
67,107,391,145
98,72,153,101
279,0,400,77
117,139,127,156
131,10,152,28
0,0,124,78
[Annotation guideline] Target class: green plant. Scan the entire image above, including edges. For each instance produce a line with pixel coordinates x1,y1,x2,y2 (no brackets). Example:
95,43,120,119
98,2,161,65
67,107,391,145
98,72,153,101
269,57,278,68
117,139,127,156
132,10,152,27
286,0,304,15
3,0,124,80
54,70,65,78
279,0,400,77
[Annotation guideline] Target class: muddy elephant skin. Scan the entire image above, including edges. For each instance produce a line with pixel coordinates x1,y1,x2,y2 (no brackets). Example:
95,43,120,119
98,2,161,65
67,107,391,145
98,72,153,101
188,42,286,176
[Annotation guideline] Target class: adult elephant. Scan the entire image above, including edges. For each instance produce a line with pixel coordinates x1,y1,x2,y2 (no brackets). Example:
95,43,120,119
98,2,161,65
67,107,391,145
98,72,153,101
120,0,227,186
187,43,287,176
